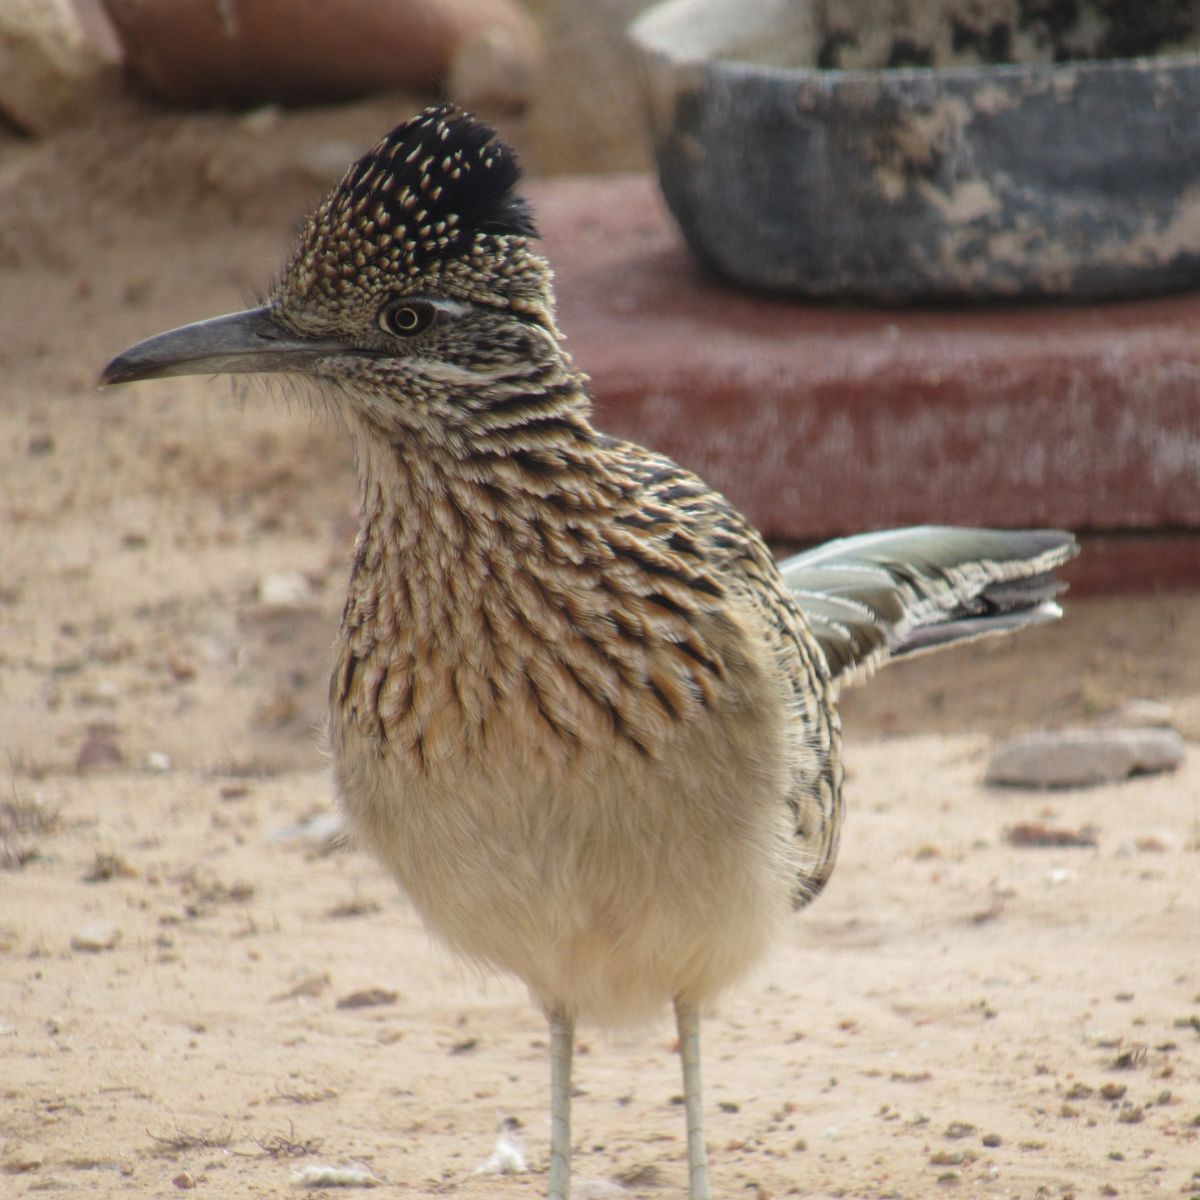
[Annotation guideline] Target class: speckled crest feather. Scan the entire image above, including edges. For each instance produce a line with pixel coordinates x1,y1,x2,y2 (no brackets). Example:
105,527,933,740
282,104,540,310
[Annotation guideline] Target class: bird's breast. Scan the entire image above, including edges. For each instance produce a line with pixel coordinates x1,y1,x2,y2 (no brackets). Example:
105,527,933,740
331,541,746,772
327,608,799,1023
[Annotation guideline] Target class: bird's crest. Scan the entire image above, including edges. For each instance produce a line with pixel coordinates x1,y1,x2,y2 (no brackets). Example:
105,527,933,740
335,105,536,261
285,104,538,305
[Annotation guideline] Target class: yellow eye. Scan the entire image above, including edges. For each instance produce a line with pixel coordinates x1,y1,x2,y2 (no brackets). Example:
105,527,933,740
380,300,435,337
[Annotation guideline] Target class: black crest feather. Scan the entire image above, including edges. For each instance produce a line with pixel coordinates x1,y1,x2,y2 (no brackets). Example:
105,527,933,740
346,105,535,237
332,105,535,268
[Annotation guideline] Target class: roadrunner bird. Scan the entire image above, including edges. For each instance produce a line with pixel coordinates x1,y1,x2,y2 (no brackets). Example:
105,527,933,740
102,105,1077,1200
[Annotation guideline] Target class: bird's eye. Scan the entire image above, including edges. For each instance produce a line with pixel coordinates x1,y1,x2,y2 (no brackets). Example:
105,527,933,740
380,300,435,337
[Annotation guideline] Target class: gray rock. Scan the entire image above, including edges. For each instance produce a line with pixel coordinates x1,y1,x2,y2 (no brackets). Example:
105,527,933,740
986,728,1186,790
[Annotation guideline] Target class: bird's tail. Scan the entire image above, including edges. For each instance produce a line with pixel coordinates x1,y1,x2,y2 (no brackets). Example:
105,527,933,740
778,527,1079,686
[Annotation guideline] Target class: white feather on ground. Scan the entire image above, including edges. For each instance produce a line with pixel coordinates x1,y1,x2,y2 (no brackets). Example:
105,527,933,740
290,1163,382,1188
473,1116,527,1175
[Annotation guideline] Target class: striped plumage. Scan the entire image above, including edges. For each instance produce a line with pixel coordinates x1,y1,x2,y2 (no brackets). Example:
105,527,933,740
101,105,1078,1200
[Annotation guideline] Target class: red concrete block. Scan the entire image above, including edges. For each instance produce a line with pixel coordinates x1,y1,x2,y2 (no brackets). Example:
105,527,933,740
1060,534,1200,596
527,175,1200,550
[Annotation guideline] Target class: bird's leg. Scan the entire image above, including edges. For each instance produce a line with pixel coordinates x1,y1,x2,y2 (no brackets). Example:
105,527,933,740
674,999,713,1200
549,1011,574,1200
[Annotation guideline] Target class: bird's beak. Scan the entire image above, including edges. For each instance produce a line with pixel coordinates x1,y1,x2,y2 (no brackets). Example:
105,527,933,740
100,305,348,386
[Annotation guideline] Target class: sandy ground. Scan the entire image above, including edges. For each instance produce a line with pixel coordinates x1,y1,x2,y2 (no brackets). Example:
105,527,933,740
2,100,1199,1200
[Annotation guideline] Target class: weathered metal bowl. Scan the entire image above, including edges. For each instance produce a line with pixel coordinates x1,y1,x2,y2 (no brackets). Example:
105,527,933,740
629,0,1200,299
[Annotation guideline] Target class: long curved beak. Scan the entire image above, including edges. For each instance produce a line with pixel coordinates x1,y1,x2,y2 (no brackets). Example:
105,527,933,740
99,306,349,386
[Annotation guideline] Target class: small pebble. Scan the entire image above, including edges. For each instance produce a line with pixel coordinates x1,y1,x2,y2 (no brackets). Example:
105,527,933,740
981,1133,1002,1147
173,1171,196,1189
336,988,398,1010
257,571,314,608
71,921,121,952
930,1149,966,1165
75,734,124,773
1008,823,1097,849
83,852,136,883
614,1165,665,1189
3,1151,42,1173
273,972,331,1001
1133,833,1175,853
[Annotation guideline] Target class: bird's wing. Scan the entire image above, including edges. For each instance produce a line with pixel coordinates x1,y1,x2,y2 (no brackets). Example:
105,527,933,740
778,526,1078,685
599,450,1076,904
600,442,1077,693
602,441,844,903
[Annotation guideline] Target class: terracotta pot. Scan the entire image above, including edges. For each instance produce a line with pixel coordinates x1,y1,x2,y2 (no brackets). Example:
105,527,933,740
102,0,540,106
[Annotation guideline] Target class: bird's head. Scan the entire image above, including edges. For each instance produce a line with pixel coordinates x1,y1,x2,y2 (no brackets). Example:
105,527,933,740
101,106,571,446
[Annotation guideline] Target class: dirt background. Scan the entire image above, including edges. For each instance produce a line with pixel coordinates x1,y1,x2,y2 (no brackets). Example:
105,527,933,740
2,93,1199,1200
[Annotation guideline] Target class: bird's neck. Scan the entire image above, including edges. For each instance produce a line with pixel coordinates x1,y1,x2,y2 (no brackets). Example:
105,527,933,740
337,370,629,678
331,374,727,771
332,371,647,768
